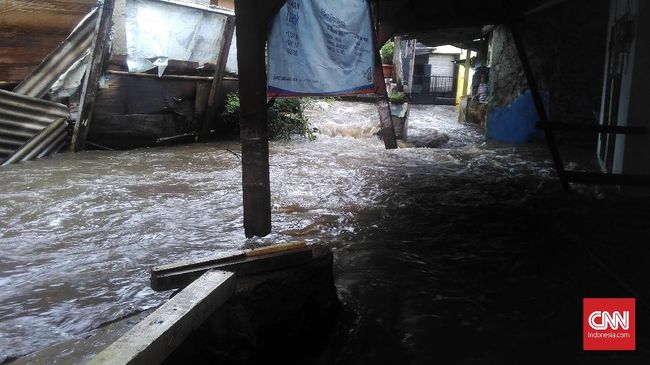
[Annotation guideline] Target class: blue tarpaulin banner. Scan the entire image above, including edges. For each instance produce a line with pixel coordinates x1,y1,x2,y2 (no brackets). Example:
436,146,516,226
267,0,375,96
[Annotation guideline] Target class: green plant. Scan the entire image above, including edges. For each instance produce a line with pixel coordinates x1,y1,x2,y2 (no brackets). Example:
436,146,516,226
225,92,240,113
221,93,317,141
388,91,408,103
380,40,395,65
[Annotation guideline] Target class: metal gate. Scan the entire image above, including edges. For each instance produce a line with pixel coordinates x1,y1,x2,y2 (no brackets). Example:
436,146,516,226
412,75,457,104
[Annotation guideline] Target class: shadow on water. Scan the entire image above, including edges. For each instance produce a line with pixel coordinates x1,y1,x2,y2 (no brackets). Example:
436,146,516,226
320,177,650,365
286,102,650,364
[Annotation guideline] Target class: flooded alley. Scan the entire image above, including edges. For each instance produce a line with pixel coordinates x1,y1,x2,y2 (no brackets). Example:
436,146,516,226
2,101,650,364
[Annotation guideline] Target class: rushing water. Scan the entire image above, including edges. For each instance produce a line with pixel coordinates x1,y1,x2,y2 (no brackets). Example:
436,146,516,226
2,101,649,364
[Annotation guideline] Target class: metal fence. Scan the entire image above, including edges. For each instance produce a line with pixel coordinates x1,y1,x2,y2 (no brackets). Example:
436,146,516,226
413,75,457,96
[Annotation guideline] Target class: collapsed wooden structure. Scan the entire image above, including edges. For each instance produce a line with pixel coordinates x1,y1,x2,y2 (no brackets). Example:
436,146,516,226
1,0,237,163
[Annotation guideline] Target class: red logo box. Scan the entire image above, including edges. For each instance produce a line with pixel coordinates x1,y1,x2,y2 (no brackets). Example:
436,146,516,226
583,298,635,351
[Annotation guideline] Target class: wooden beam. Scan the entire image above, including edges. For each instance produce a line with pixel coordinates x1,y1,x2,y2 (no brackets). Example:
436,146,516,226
88,270,236,365
107,70,238,82
151,245,313,291
562,171,650,186
235,0,277,238
537,122,649,135
384,13,508,33
377,22,397,47
524,0,570,16
509,23,569,191
199,15,236,141
70,0,115,152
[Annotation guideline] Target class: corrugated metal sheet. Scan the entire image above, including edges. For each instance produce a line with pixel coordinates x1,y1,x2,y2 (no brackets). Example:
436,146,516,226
0,89,70,164
13,7,98,98
1,118,68,166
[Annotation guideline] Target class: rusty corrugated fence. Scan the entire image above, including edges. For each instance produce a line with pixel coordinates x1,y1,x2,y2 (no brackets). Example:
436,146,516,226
0,89,70,165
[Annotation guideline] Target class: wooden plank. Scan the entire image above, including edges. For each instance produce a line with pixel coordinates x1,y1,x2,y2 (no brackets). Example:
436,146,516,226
87,114,177,149
510,23,569,191
524,0,570,16
70,0,115,152
107,70,223,81
151,246,314,291
537,122,649,135
199,15,236,141
245,241,306,257
562,171,650,186
150,243,306,278
93,73,197,117
89,270,235,365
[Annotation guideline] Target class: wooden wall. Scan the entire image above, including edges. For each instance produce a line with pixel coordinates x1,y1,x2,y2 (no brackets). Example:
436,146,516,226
88,73,239,148
0,0,96,82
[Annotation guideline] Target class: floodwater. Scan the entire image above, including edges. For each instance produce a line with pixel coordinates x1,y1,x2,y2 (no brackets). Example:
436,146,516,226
2,101,650,364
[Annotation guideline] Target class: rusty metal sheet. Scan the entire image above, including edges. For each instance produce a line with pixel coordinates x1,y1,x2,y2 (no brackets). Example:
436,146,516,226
0,89,70,164
12,7,99,98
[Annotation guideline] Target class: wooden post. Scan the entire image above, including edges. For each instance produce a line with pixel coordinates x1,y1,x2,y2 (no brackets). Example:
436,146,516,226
199,16,236,141
406,39,416,94
509,23,569,191
393,36,404,91
462,49,471,97
235,0,273,238
373,22,398,150
70,0,115,152
458,49,472,122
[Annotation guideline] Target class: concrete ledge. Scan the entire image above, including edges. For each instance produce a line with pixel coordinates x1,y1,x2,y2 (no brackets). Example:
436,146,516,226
88,270,235,365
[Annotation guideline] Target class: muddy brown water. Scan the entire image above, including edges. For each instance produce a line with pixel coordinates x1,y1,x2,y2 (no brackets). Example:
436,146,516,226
2,101,650,364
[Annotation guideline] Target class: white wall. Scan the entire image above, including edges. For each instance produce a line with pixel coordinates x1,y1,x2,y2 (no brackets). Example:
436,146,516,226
427,54,455,77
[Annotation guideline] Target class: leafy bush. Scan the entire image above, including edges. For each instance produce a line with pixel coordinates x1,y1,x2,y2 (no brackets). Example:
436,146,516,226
222,93,317,141
388,91,408,103
225,92,240,113
380,40,395,64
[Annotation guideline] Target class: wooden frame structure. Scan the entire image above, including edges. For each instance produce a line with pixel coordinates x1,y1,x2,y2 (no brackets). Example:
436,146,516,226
209,0,650,235
71,0,116,152
234,0,403,237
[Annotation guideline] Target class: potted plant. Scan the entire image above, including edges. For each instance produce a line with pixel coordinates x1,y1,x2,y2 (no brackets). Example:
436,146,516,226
388,91,410,140
380,40,395,79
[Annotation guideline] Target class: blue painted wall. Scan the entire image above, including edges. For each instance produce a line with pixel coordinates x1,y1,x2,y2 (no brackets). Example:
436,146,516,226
486,90,548,143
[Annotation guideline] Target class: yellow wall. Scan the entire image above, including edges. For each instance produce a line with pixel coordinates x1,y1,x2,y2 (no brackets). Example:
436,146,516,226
456,64,466,106
213,0,234,9
455,50,476,107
